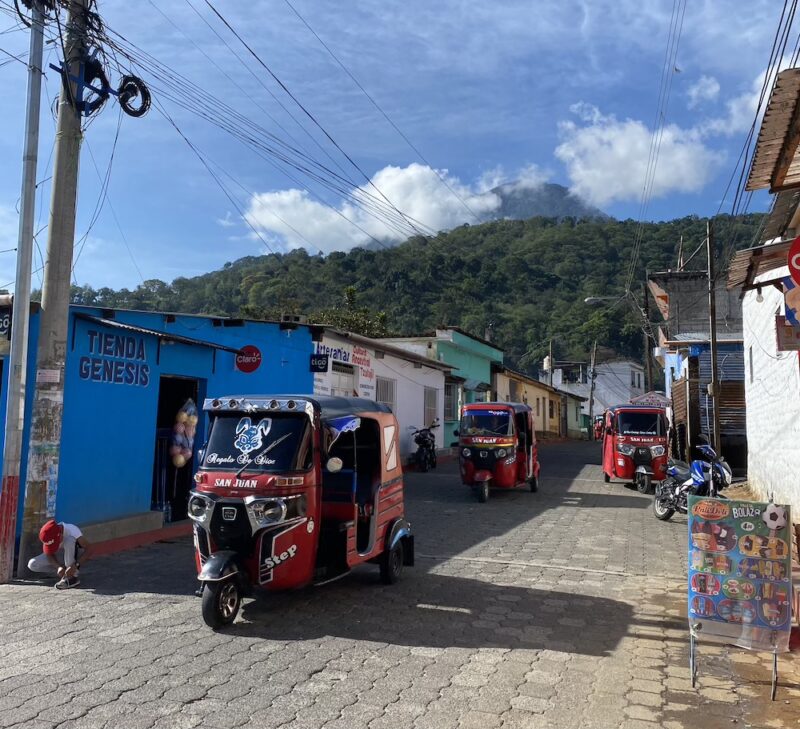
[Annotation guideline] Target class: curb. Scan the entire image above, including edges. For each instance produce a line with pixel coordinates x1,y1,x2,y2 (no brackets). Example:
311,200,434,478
90,521,192,558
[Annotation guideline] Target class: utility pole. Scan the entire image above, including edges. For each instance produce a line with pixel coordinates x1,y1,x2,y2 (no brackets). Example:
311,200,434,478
706,220,722,455
17,0,89,575
0,1,47,583
548,339,553,387
587,340,597,441
642,282,653,393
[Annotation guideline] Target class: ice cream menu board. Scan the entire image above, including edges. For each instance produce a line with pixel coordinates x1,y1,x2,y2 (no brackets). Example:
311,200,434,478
687,496,793,652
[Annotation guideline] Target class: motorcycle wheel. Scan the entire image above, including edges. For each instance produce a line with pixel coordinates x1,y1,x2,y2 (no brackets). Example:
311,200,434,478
201,579,241,629
636,474,653,494
477,481,490,503
653,496,675,522
417,449,429,473
431,450,437,469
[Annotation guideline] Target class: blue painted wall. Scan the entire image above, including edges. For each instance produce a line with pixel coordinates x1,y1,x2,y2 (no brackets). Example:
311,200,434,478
0,307,315,528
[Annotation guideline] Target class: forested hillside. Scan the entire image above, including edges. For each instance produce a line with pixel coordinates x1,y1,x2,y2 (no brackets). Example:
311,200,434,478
68,214,764,373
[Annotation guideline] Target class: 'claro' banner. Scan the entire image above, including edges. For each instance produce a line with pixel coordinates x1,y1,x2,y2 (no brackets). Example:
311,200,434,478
687,496,793,652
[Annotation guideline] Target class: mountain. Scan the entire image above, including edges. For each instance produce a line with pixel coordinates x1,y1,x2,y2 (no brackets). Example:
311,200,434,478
483,182,609,222
69,214,763,373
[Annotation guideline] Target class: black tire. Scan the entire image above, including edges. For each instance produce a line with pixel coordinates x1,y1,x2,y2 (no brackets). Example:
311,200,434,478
201,579,241,629
380,540,404,585
653,496,675,522
529,475,538,492
417,449,429,473
477,481,489,503
636,474,653,494
603,472,610,483
431,450,437,469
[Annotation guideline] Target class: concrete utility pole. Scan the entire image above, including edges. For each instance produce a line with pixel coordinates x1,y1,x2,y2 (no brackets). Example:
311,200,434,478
706,220,722,455
17,0,89,575
0,1,47,583
587,340,597,441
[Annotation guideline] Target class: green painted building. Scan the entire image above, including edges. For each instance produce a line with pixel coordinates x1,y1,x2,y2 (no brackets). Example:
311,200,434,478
383,327,504,445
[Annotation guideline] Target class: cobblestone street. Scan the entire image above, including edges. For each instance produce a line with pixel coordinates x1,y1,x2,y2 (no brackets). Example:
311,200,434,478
1,441,797,729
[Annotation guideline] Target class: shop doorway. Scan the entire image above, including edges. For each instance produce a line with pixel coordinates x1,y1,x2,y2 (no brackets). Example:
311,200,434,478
152,375,203,522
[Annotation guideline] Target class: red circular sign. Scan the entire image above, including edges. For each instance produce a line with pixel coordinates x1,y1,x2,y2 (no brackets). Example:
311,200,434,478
235,345,262,373
789,235,800,286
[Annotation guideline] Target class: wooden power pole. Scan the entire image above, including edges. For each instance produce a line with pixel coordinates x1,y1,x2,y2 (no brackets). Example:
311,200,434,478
707,220,722,455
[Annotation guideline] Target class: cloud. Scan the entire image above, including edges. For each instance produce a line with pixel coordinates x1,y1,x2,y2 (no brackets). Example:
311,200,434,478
555,104,724,206
476,163,548,193
216,212,236,228
244,163,508,252
687,75,720,108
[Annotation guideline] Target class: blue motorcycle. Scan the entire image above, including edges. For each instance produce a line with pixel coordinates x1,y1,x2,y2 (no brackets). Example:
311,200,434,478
653,443,733,522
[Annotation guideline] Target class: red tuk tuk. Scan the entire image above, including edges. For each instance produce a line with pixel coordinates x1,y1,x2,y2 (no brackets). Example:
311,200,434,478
189,395,414,628
601,405,668,493
456,402,539,503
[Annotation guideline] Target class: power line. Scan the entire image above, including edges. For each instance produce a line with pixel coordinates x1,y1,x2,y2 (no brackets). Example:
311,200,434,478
281,0,483,224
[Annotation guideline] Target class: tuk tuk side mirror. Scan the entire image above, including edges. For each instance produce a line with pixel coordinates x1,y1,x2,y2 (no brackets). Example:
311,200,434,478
326,457,344,473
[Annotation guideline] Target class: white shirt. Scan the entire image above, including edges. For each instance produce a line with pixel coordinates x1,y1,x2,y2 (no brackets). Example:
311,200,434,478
60,523,82,567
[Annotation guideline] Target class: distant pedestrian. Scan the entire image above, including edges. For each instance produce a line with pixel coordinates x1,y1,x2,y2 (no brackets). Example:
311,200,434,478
27,519,89,589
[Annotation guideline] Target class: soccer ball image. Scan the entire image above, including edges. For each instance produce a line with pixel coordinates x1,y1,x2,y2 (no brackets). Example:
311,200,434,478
762,504,788,532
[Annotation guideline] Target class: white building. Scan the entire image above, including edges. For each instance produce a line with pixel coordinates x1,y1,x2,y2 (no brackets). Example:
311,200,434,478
312,329,450,457
543,360,645,415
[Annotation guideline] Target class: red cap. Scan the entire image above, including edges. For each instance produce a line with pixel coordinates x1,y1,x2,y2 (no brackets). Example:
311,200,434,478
39,519,62,555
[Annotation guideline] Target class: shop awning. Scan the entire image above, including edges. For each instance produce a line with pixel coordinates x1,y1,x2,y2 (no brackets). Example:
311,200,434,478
727,239,792,290
75,313,242,354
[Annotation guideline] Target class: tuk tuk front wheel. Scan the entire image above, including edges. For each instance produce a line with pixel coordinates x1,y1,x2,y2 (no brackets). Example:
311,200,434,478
477,481,490,503
201,579,241,629
380,540,404,585
636,474,653,494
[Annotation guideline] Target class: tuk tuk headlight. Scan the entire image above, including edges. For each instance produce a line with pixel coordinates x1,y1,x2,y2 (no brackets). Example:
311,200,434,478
617,443,635,456
496,448,507,458
650,445,666,457
188,495,211,522
462,448,471,458
245,498,286,526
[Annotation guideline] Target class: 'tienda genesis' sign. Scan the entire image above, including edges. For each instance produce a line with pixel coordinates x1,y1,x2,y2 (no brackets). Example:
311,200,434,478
78,329,150,386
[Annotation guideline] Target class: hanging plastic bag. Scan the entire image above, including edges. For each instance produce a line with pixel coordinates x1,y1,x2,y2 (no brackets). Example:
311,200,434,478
169,399,199,468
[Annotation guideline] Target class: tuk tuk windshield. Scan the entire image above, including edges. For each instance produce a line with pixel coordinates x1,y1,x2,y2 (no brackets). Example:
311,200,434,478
617,411,665,437
201,413,312,472
460,409,513,436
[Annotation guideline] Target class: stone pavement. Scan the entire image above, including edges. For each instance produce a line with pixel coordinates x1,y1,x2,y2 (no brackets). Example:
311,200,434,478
0,441,797,729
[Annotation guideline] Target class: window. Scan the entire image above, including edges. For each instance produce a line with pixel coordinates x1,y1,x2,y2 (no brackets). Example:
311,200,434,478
444,382,458,421
549,400,554,419
637,373,641,389
536,398,541,417
376,376,396,412
576,405,580,420
331,362,355,396
424,387,438,428
631,370,636,387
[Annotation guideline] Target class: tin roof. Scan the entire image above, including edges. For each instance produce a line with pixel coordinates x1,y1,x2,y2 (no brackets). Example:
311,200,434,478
746,68,800,192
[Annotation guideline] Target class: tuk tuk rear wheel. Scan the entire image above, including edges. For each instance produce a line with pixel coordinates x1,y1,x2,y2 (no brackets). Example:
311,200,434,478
603,472,610,483
477,481,489,503
528,476,538,493
380,540,404,585
201,579,241,629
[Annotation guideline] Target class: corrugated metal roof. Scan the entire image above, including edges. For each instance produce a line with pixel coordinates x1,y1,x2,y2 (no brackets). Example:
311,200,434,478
746,68,800,192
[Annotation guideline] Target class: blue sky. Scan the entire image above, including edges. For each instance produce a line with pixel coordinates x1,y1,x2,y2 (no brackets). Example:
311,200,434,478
0,0,780,290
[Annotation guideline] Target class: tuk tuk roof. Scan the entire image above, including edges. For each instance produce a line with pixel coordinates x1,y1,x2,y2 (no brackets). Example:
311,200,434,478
606,404,666,414
203,395,392,423
462,401,532,415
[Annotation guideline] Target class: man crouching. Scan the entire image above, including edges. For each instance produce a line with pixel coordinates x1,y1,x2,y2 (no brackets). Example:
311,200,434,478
28,519,89,589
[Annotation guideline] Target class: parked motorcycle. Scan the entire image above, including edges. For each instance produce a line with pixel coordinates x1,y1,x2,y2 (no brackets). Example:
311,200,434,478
653,442,733,522
410,419,439,472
